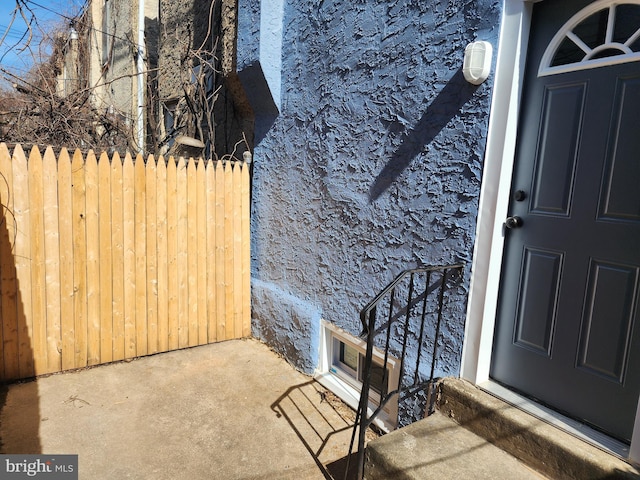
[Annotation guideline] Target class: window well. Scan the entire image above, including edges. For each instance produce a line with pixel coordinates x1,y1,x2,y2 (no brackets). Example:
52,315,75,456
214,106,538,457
315,321,399,432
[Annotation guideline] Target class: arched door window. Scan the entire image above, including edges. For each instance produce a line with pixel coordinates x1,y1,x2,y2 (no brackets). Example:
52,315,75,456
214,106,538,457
539,0,640,76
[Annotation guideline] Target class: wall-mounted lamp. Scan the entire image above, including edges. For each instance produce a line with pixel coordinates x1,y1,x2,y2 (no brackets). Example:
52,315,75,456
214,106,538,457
463,41,493,85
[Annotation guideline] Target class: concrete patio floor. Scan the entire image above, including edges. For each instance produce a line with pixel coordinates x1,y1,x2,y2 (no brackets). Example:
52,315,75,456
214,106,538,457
0,338,365,479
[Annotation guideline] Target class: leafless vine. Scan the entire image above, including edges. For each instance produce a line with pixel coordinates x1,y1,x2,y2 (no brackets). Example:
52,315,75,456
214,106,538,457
0,1,133,152
0,0,250,159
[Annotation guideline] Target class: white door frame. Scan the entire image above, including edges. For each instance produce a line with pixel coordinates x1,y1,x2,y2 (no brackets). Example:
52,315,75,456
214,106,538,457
460,0,640,462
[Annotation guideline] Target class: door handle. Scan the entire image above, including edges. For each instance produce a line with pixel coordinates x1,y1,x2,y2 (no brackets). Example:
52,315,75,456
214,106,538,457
505,216,523,229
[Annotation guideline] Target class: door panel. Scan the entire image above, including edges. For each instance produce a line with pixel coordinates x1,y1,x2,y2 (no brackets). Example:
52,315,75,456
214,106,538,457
578,260,639,383
514,248,563,357
491,0,640,442
531,83,585,216
599,76,640,222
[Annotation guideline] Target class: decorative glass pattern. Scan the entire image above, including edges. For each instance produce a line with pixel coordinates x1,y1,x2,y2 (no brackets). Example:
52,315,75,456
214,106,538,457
539,1,640,76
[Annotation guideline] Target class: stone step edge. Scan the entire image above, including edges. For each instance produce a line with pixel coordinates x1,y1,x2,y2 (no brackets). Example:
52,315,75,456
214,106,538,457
435,377,640,480
364,410,551,480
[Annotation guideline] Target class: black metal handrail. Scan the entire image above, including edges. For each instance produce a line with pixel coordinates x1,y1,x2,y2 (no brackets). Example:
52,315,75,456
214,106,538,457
345,264,465,480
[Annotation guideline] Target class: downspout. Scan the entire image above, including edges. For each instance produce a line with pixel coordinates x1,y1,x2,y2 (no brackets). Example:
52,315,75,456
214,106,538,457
136,0,145,153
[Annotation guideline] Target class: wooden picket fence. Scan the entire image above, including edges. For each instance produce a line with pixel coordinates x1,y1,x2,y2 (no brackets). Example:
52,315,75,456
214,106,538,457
0,143,251,381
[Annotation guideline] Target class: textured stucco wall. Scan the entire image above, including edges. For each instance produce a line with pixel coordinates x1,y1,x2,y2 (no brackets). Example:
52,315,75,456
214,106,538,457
238,0,501,399
157,0,248,156
158,0,214,101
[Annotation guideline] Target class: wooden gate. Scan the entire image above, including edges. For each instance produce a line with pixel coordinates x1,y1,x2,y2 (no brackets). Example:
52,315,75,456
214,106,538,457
0,143,251,381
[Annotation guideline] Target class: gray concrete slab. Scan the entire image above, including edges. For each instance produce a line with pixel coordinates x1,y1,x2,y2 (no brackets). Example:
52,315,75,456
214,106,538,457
0,339,362,479
364,377,640,480
365,411,549,480
437,378,640,480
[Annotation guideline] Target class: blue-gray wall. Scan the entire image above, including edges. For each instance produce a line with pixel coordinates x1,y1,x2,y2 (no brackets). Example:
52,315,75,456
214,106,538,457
237,0,501,389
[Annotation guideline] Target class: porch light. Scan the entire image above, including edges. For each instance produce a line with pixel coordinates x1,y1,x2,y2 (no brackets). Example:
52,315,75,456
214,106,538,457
463,41,493,85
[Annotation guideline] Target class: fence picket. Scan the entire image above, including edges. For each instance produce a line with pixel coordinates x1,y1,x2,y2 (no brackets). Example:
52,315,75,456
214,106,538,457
134,154,148,357
58,149,74,371
197,160,207,346
146,156,158,354
187,158,198,347
71,149,88,369
206,160,217,343
43,147,62,373
28,147,47,375
86,151,100,366
111,153,125,361
0,144,250,381
241,162,251,337
13,144,34,378
215,160,226,341
232,163,243,340
122,153,136,359
223,162,234,341
176,157,188,348
0,143,18,380
166,156,179,350
99,152,113,364
156,157,169,352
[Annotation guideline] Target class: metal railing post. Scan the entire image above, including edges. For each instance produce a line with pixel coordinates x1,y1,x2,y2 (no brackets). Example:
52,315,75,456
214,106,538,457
347,264,464,480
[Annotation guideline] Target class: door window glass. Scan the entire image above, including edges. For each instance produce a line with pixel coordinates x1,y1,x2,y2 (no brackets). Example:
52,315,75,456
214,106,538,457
540,2,640,76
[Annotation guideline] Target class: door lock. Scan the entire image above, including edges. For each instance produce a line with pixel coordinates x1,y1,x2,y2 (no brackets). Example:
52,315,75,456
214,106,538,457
514,190,527,202
505,216,523,229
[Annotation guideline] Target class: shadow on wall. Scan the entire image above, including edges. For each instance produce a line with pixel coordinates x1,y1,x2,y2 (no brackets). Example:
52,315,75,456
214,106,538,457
237,62,279,144
369,68,479,202
0,173,41,454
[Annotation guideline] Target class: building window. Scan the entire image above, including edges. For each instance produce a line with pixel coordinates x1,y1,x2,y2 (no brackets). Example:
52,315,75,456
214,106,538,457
315,321,399,431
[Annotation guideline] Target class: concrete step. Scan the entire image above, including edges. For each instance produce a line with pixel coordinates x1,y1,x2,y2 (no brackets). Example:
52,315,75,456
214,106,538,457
364,377,640,480
437,378,640,479
365,410,549,479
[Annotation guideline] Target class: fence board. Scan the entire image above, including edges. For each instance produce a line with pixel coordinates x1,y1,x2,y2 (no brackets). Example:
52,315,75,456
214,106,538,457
99,152,113,364
206,161,216,343
72,149,88,369
86,151,100,366
232,163,243,340
215,160,226,341
0,143,18,380
196,160,207,345
58,149,74,371
13,144,34,378
0,143,250,381
156,157,168,353
111,153,125,361
241,163,251,337
187,158,198,347
43,147,61,373
176,157,188,348
123,153,136,359
146,156,158,355
166,157,179,351
28,147,46,375
223,162,234,341
134,154,147,357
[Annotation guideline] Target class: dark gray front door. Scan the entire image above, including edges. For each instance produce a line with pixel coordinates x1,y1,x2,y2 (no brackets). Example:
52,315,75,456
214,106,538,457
491,0,640,442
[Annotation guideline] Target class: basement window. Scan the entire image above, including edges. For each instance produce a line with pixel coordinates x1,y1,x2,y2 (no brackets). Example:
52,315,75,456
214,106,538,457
315,321,399,432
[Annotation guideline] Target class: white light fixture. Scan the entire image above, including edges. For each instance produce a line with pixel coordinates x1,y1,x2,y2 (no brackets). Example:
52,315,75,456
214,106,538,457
463,41,493,85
